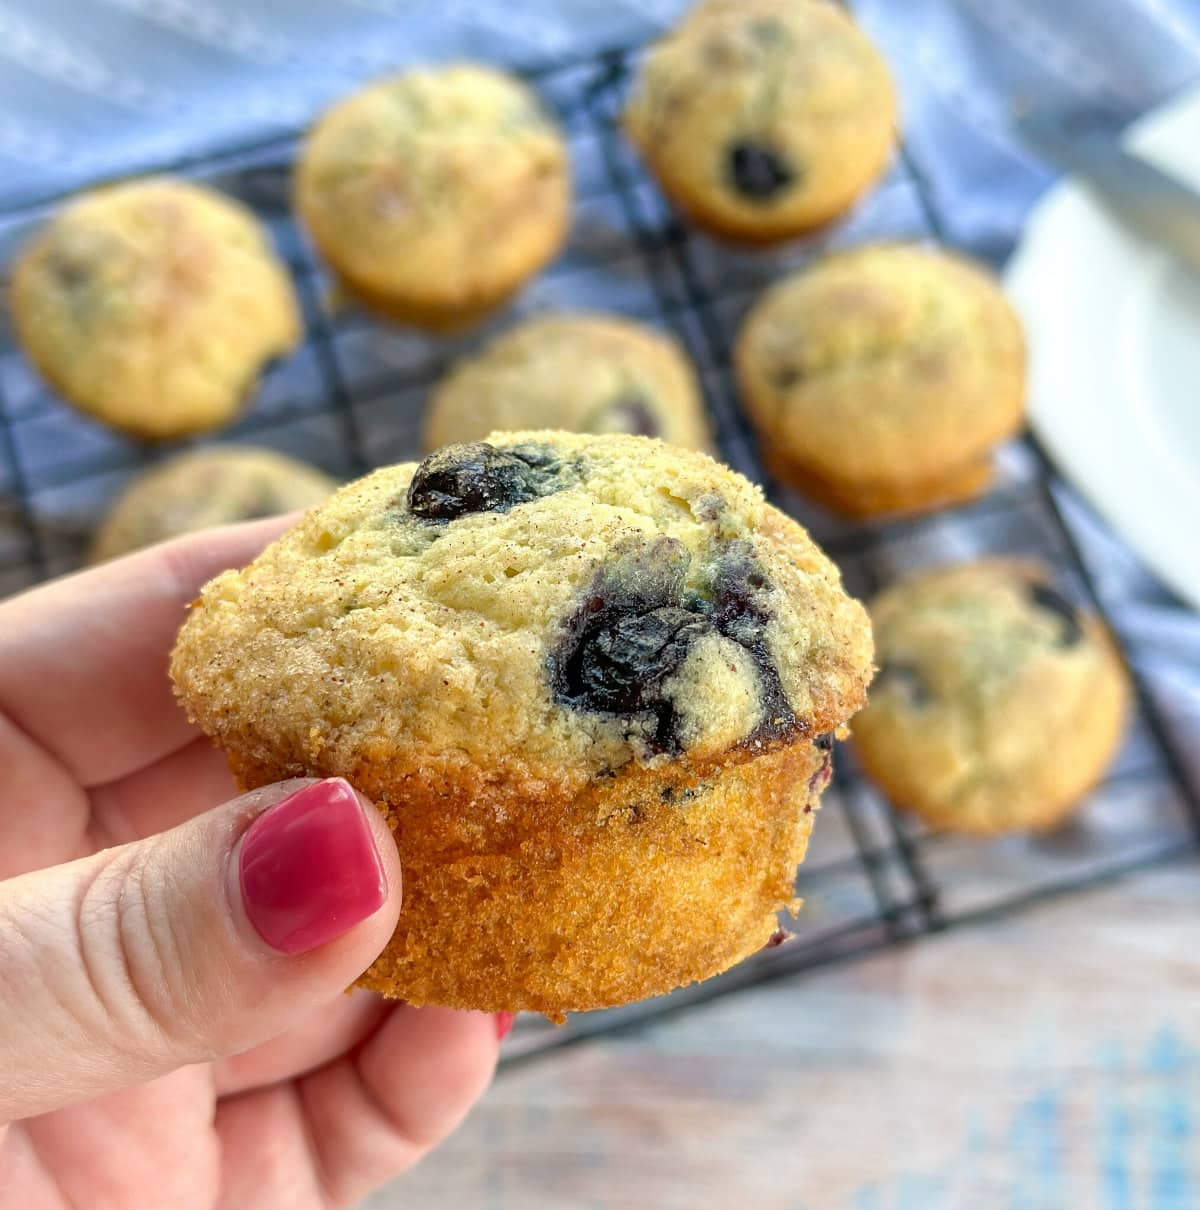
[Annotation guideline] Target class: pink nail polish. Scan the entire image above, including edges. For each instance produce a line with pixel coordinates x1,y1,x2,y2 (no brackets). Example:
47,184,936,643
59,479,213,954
239,779,387,955
494,1012,516,1042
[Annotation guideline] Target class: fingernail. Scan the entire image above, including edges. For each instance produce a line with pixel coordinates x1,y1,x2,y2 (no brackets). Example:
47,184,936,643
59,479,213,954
239,779,387,955
494,1012,516,1041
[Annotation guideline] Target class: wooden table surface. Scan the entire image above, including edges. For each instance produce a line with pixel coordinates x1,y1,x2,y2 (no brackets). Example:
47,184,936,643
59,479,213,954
368,859,1200,1210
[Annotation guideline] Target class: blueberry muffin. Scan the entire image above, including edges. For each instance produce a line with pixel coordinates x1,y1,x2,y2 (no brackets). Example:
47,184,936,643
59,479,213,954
624,0,897,244
295,64,570,330
736,244,1026,517
10,178,300,441
854,560,1129,835
171,432,873,1017
90,446,337,563
425,313,712,452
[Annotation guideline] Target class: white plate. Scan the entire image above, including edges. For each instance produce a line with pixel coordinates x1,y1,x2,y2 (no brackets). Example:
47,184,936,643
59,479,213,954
1006,85,1200,610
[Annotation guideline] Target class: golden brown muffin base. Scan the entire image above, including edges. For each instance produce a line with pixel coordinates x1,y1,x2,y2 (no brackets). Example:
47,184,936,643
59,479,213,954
225,736,826,1020
765,447,995,519
330,270,526,334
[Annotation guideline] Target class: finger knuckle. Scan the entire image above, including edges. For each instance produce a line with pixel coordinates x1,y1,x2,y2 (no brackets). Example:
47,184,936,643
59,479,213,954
75,845,203,1063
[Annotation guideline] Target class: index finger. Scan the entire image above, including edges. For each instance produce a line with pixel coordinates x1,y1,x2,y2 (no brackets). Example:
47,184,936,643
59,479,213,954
0,516,292,788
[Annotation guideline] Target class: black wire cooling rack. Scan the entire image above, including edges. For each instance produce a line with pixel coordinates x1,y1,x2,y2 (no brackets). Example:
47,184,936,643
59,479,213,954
0,44,1196,1063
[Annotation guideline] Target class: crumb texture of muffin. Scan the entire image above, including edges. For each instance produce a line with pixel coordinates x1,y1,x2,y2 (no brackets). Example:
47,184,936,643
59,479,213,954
624,0,897,242
10,178,300,440
91,446,337,563
736,243,1026,516
425,312,712,452
171,432,872,1016
854,559,1129,835
295,64,570,329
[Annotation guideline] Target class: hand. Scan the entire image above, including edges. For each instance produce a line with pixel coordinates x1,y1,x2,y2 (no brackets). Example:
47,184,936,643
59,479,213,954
0,521,503,1209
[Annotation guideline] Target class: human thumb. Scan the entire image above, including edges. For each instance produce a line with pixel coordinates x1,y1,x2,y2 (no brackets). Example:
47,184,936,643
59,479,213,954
0,777,401,1122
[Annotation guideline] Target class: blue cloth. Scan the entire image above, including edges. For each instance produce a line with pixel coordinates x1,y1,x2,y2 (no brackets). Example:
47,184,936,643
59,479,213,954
0,0,680,206
857,0,1200,258
2,0,1199,229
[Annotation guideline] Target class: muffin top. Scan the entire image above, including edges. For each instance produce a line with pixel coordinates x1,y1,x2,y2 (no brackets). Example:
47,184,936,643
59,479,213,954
172,432,872,799
10,177,300,440
295,64,570,312
91,446,337,563
425,313,712,452
736,244,1026,484
624,0,896,240
854,560,1128,828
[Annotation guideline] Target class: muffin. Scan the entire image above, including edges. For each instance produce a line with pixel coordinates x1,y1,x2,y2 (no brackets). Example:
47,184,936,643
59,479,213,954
171,432,873,1018
624,0,897,244
10,178,300,441
91,446,337,563
295,64,570,330
424,313,712,452
854,560,1129,835
736,244,1026,517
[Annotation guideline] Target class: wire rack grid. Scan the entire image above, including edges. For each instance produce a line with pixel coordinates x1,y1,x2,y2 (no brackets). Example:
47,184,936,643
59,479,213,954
0,44,1196,1063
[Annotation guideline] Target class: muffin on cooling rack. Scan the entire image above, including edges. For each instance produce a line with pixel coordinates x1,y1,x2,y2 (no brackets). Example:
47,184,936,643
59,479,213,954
624,0,897,244
295,64,570,330
424,312,712,452
854,560,1129,835
736,243,1026,517
91,446,336,563
10,178,300,442
171,432,873,1019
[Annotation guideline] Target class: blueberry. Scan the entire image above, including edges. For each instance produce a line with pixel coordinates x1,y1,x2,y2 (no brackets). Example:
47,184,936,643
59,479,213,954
552,539,799,753
552,541,703,753
705,544,797,743
568,606,710,715
1028,582,1084,647
598,395,659,438
728,141,796,201
406,442,561,521
770,364,804,391
814,732,835,751
47,252,93,292
875,660,932,706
